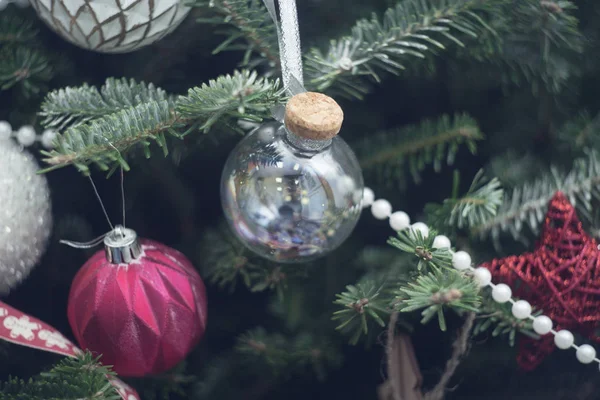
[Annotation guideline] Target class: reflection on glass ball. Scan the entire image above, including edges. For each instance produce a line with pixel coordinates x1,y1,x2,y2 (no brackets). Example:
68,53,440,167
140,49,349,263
221,122,364,263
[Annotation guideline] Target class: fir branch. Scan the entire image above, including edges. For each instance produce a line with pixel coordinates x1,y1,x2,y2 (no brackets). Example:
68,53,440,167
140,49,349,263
0,11,38,45
387,228,454,271
332,281,390,345
498,0,583,94
177,70,284,133
0,351,119,400
40,100,178,174
0,46,52,97
192,0,279,68
236,328,341,379
556,111,600,153
39,70,282,173
425,170,504,232
39,78,173,131
473,291,538,346
472,151,600,243
394,269,480,331
199,223,303,297
305,0,498,98
356,114,483,189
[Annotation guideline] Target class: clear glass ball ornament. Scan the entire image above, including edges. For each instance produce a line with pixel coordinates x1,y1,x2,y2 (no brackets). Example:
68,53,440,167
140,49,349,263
221,121,364,263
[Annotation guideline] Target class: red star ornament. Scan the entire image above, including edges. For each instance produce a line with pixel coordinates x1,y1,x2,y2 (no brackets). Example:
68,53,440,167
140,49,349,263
481,192,600,370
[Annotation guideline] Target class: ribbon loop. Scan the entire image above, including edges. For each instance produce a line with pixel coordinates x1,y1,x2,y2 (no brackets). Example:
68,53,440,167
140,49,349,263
262,0,306,96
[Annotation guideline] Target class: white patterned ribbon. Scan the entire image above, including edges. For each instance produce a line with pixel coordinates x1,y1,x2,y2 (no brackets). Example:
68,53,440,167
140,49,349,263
263,0,306,96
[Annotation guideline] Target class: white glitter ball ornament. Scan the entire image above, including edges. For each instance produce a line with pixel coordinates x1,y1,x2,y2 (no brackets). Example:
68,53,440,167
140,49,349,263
30,0,190,53
0,139,52,295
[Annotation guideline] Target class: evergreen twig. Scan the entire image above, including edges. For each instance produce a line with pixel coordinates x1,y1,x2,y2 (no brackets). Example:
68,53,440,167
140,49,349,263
39,78,173,131
356,114,483,189
39,70,283,173
332,282,390,345
394,269,480,331
0,352,119,400
192,0,279,68
426,170,504,232
305,0,498,98
472,151,600,243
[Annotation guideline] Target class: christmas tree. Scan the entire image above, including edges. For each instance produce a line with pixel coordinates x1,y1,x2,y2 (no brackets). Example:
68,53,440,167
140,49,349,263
1,0,599,399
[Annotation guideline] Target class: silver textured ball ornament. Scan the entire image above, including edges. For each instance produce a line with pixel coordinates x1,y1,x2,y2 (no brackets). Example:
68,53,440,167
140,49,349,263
0,139,52,295
30,0,190,53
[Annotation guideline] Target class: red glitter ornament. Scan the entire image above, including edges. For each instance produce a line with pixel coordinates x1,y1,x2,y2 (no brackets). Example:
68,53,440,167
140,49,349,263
67,226,208,377
481,192,600,370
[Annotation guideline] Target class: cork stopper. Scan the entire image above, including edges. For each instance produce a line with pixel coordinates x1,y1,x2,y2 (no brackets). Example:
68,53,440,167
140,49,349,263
284,92,344,140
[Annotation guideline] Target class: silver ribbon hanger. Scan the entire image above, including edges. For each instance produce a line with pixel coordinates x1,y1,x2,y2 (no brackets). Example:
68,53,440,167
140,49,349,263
263,0,307,121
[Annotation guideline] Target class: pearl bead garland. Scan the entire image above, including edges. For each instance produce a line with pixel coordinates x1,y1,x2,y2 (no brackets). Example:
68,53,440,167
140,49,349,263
554,330,574,349
362,187,599,369
452,251,471,270
532,315,553,335
390,211,410,231
491,283,512,303
511,300,532,319
0,121,56,149
432,235,451,249
410,222,429,238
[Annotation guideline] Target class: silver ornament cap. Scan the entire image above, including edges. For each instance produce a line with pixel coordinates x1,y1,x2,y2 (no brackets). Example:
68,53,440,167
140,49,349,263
104,225,141,264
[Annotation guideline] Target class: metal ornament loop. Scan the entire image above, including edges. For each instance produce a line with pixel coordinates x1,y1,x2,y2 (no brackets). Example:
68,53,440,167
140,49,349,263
103,225,141,264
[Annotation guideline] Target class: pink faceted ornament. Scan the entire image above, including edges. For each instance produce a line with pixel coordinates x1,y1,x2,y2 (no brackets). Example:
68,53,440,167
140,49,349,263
67,226,207,377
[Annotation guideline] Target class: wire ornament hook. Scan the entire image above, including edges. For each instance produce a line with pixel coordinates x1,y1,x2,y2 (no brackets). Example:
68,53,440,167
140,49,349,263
60,138,129,247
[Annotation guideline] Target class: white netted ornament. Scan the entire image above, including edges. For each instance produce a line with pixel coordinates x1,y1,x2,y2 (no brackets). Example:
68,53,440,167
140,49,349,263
30,0,190,53
0,138,52,295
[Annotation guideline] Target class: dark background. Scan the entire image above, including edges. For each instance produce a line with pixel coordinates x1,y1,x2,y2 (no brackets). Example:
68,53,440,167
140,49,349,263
2,0,600,399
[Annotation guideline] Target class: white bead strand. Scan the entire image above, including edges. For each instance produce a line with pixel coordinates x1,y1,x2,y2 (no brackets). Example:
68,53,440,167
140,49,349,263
432,235,451,249
389,211,410,231
371,199,392,220
40,129,57,149
473,267,492,287
0,121,11,140
554,330,574,349
511,300,532,319
452,251,471,270
362,188,375,208
362,186,600,371
491,283,512,303
0,122,56,148
576,344,596,364
532,315,553,335
17,125,36,147
410,222,429,238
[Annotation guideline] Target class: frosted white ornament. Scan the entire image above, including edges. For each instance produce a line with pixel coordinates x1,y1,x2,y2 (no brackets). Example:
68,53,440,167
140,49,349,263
532,315,553,335
0,140,52,295
16,125,36,147
410,222,429,238
473,267,492,287
554,330,574,349
30,0,190,53
576,344,596,364
0,121,11,140
389,211,410,231
362,188,375,207
432,235,451,249
41,129,57,149
492,283,512,303
452,251,471,270
371,199,392,220
511,300,532,319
